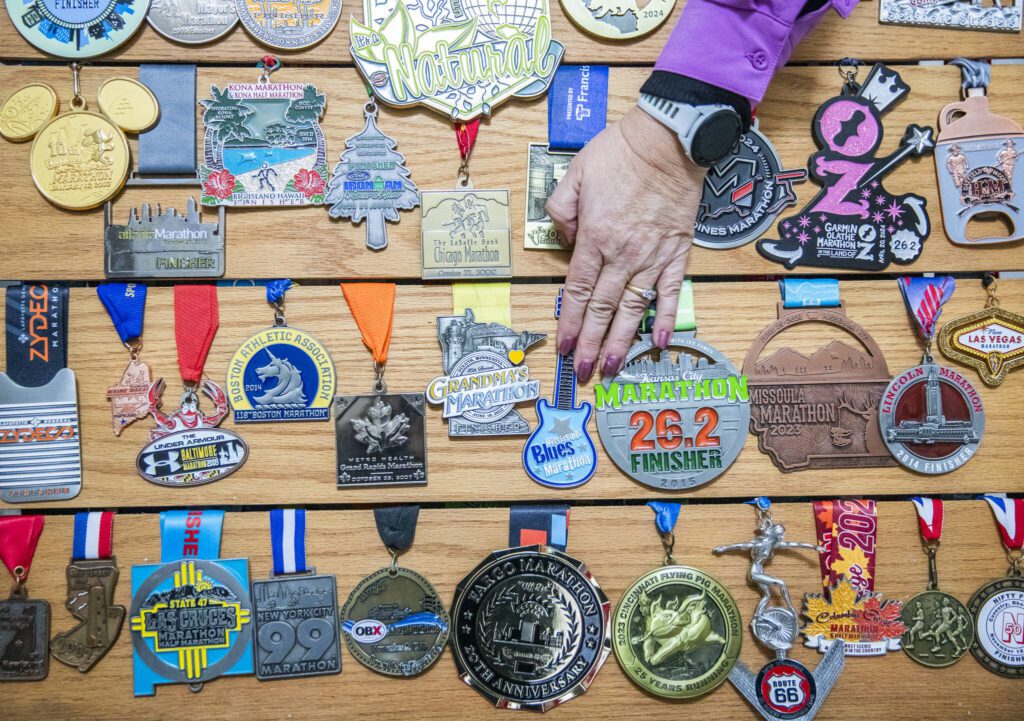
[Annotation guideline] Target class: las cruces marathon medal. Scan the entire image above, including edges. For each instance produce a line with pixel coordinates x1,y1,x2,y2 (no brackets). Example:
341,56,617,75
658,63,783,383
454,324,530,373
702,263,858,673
235,0,340,49
97,283,152,436
938,275,1024,387
5,0,149,58
0,515,49,681
879,0,1022,32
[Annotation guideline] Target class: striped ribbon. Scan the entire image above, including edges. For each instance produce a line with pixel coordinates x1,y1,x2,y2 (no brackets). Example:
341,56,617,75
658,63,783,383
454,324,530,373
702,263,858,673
270,508,308,575
910,497,942,542
898,276,955,340
72,511,114,560
982,494,1024,550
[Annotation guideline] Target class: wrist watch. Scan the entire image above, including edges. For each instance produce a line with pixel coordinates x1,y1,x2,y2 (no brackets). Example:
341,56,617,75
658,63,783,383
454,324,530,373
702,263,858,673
637,93,743,167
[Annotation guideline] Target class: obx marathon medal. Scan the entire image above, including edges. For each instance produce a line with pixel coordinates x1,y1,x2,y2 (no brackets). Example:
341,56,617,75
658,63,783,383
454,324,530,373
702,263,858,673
938,275,1024,386
97,283,151,435
0,515,48,681
5,0,149,58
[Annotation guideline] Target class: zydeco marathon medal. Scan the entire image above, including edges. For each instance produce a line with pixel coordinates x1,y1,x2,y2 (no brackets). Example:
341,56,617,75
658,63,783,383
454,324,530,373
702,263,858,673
615,503,741,699
130,510,253,695
5,0,149,58
879,0,1022,32
0,515,48,681
450,505,610,711
939,275,1024,386
226,280,335,423
881,277,984,474
341,506,449,676
97,283,151,435
251,509,341,680
235,0,340,50
757,63,934,271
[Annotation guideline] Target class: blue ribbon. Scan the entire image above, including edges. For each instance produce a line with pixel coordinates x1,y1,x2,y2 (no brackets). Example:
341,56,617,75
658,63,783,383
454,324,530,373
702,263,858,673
547,66,609,152
97,283,147,343
647,502,680,535
779,278,840,308
266,279,292,305
159,510,224,563
270,508,308,575
898,276,955,340
745,497,771,511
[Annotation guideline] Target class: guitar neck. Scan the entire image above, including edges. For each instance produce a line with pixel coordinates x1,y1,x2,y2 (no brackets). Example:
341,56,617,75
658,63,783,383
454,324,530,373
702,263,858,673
553,351,577,411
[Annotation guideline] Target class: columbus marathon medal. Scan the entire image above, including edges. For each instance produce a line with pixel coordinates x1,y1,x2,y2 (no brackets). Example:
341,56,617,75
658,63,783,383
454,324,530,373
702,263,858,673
0,515,48,681
938,275,1024,387
97,283,152,436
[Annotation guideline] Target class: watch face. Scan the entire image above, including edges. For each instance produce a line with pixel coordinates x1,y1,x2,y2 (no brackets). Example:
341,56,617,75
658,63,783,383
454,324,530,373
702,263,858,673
692,110,743,167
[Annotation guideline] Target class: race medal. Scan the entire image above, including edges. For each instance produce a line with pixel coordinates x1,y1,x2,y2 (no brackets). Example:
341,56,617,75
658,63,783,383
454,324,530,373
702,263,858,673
879,0,1022,32
1,284,82,503
341,506,449,676
0,83,58,141
97,77,160,134
98,283,151,435
226,280,335,423
420,187,512,279
5,0,150,58
744,279,895,472
560,0,673,39
235,0,340,49
938,276,1024,386
451,506,610,710
0,515,48,681
130,510,253,695
757,63,934,271
615,503,740,699
881,277,984,474
251,509,341,680
147,0,238,44
51,512,125,673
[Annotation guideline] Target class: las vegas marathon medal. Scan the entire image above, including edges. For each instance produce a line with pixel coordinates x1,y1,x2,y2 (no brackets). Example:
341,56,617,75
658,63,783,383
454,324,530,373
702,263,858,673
560,0,674,39
226,280,335,423
251,509,341,680
450,505,611,711
615,502,741,699
235,0,340,49
939,275,1024,387
5,0,149,58
130,510,253,695
0,515,48,681
342,506,449,676
335,283,426,488
97,283,152,436
714,498,844,720
880,0,1022,32
147,0,238,44
757,63,934,271
881,277,985,474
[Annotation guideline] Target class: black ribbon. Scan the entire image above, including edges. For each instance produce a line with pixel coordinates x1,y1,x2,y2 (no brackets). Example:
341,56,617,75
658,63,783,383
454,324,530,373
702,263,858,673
374,506,420,552
509,504,569,552
5,284,68,387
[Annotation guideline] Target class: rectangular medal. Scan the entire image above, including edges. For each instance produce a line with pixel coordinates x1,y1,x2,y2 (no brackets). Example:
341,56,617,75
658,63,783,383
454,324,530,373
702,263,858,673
525,144,574,250
0,597,49,681
879,0,1022,32
251,573,341,680
334,393,427,488
420,189,512,279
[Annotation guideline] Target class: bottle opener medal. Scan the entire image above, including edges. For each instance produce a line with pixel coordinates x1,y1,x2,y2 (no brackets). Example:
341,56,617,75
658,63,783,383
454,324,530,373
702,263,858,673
938,275,1024,386
879,0,1022,33
0,515,48,681
5,0,150,58
98,283,152,436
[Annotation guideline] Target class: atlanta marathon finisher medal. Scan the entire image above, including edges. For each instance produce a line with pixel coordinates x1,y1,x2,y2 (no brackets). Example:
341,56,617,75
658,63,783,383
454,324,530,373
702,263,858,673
130,510,253,695
251,509,341,680
715,498,844,720
615,502,741,700
880,277,985,475
757,62,934,271
879,0,1022,32
97,283,152,436
335,283,426,487
341,506,449,676
0,515,48,681
450,505,611,711
939,275,1024,387
226,280,335,423
4,0,148,58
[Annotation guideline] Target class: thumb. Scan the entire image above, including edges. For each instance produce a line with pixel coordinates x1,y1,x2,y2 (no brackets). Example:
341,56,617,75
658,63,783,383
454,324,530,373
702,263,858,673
545,157,582,247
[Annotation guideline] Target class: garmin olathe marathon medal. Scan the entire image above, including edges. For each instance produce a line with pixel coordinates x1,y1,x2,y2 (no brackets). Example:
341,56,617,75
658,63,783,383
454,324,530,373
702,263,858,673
615,502,741,699
130,510,253,695
227,280,335,423
758,63,934,271
235,0,340,49
939,275,1024,386
880,0,1022,32
901,498,973,668
147,0,238,44
715,498,844,720
342,506,449,676
51,512,125,672
97,283,151,435
881,277,984,474
1,283,82,503
560,0,673,39
5,0,149,58
251,509,341,680
0,515,48,681
137,285,248,487
336,283,426,487
451,505,611,711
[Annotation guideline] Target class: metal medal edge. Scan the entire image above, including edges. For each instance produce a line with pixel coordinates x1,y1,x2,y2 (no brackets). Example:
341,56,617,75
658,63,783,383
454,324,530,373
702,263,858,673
967,576,1024,678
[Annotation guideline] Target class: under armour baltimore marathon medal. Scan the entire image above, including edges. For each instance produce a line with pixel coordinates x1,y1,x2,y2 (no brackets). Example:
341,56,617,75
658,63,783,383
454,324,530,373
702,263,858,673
5,0,150,58
0,515,49,681
1,284,81,503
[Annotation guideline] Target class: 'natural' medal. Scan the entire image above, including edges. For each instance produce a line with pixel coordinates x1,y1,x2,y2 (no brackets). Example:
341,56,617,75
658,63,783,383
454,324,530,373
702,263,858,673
98,283,152,435
0,515,48,681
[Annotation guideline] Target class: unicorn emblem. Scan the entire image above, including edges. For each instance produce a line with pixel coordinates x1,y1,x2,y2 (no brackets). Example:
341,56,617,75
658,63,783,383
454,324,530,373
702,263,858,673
254,348,307,407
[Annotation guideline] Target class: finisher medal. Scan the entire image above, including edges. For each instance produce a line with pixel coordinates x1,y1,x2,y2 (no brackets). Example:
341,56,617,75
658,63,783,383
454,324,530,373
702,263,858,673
98,283,152,435
939,274,1024,387
235,0,340,50
0,515,48,681
560,0,674,40
147,0,238,44
879,0,1022,32
5,0,149,58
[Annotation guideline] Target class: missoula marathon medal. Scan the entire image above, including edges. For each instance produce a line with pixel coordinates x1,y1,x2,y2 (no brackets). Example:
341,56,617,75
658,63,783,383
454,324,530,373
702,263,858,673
51,512,126,672
560,0,673,39
235,0,340,50
226,280,335,423
451,505,611,710
615,502,741,699
0,515,48,681
881,277,984,474
715,499,844,720
97,283,152,435
758,63,934,271
342,506,449,676
130,510,253,695
147,0,238,44
880,0,1022,32
939,275,1024,386
5,0,149,58
251,509,341,680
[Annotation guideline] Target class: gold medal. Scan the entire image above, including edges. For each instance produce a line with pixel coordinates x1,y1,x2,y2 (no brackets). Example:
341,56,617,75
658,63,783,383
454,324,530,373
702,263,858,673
559,0,676,40
0,84,59,142
97,78,160,134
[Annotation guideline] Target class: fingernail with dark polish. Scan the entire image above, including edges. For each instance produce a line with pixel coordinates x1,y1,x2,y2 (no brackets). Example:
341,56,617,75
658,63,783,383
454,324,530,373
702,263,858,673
655,330,669,349
602,356,620,378
559,337,576,356
577,360,594,382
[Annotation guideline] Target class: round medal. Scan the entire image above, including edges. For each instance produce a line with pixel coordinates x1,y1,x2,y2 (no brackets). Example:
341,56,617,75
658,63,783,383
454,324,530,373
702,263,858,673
558,0,674,40
900,590,973,668
97,77,160,134
754,658,817,719
968,576,1024,677
0,83,58,141
234,0,340,49
146,0,238,45
5,0,150,58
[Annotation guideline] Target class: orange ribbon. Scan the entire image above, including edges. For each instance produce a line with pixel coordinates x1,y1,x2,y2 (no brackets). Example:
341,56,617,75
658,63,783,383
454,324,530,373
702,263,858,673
341,283,395,365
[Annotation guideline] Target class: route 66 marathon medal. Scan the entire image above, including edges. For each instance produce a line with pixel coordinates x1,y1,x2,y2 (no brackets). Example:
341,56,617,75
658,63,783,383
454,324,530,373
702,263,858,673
939,275,1024,386
0,515,48,681
5,0,149,58
450,505,610,711
342,506,449,676
97,283,151,435
615,503,741,699
879,0,1022,32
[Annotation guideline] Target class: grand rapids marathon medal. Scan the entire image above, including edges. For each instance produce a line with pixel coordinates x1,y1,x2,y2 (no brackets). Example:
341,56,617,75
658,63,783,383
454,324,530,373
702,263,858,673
939,275,1024,387
879,0,1022,32
0,515,48,681
5,0,149,58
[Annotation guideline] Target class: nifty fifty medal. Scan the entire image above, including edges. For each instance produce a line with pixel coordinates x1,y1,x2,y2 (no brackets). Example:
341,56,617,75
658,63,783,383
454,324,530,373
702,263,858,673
130,510,253,695
939,275,1024,387
0,515,48,681
97,283,152,436
5,0,149,58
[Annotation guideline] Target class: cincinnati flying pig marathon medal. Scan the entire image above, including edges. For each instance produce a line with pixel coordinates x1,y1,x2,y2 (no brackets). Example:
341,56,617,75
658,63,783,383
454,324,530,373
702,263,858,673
938,275,1024,387
147,0,239,44
559,0,674,40
235,0,340,49
5,0,150,58
97,283,151,436
879,0,1022,32
0,515,49,681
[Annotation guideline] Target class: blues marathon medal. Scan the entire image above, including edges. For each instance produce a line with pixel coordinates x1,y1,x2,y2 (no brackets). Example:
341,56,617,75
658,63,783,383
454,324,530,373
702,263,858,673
939,275,1024,387
335,283,426,487
227,280,335,423
0,515,48,681
879,0,1022,32
97,283,152,435
615,503,741,699
130,510,253,695
450,505,610,710
1,283,82,502
5,0,149,58
880,277,984,474
251,509,341,680
342,506,449,676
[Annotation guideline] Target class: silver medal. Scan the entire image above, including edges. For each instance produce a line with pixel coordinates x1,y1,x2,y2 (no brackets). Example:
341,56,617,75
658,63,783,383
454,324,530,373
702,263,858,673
879,0,1022,32
524,143,574,250
146,0,239,44
334,393,427,487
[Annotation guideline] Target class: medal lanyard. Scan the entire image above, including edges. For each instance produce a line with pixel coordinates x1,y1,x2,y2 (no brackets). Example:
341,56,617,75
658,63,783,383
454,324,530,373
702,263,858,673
266,279,292,325
174,285,219,387
341,282,395,392
97,283,147,357
910,497,943,590
982,493,1024,576
780,278,841,308
5,283,69,387
898,276,955,360
270,508,309,575
452,283,512,327
547,65,608,152
648,501,681,565
72,512,115,561
0,515,44,590
374,506,419,566
813,499,877,593
160,509,224,563
455,119,480,187
510,505,569,552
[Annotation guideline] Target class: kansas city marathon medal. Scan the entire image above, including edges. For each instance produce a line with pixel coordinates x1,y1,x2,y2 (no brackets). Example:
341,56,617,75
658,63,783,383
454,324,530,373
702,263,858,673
938,275,1024,387
98,283,151,435
0,515,48,681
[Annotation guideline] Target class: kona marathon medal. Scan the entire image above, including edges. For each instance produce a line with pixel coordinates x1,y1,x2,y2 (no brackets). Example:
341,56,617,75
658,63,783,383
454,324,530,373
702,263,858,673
235,0,340,49
939,275,1024,387
0,515,48,681
879,0,1022,32
147,0,239,44
97,283,151,435
560,0,673,39
5,0,149,58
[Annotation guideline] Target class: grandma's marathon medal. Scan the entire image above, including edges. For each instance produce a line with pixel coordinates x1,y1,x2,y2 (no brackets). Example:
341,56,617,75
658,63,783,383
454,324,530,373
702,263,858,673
130,510,253,695
879,0,1022,32
227,280,335,423
137,285,248,487
451,505,610,710
881,277,984,474
596,281,749,490
939,275,1024,386
51,512,125,672
147,0,238,44
1,283,81,503
5,0,149,58
560,0,673,39
0,515,48,681
200,56,328,208
336,283,426,487
715,499,843,720
251,509,341,680
901,498,973,668
342,506,449,676
235,0,339,49
615,502,740,699
757,63,934,271
98,283,151,435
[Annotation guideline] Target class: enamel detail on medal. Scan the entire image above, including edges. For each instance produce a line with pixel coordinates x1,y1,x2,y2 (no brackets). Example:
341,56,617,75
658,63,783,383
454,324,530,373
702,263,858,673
938,275,1024,387
879,0,1022,32
0,515,49,681
5,0,151,58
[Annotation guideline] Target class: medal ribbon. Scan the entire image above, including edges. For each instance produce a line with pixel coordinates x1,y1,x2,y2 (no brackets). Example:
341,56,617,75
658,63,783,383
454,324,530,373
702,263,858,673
97,283,147,343
160,509,224,563
910,497,943,543
452,283,512,327
266,279,292,306
341,283,396,365
780,278,841,308
510,505,569,551
72,512,115,561
174,285,219,384
270,508,308,575
982,493,1024,550
813,499,877,593
5,284,68,387
898,276,955,340
373,506,420,552
138,64,198,176
455,120,480,163
0,515,44,582
648,501,680,535
547,65,609,152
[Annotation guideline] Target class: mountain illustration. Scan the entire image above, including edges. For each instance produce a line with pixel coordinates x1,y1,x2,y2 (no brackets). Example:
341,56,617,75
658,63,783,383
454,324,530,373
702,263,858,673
144,583,237,607
754,340,873,377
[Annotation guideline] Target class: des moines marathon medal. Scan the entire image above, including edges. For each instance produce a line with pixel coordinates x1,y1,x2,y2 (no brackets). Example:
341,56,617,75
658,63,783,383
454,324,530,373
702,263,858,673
5,0,149,58
0,515,48,681
879,0,1022,32
939,275,1024,386
97,283,151,435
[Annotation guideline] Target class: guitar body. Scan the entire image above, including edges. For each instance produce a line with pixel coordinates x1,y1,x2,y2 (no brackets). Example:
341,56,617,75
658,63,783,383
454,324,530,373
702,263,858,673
522,398,598,488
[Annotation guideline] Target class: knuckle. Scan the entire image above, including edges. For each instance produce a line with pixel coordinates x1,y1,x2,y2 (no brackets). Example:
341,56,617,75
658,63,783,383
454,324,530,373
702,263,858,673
563,279,594,305
585,296,617,322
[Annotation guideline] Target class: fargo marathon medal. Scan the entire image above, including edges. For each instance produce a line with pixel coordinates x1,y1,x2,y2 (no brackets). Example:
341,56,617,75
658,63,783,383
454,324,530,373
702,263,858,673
0,515,49,681
938,275,1024,387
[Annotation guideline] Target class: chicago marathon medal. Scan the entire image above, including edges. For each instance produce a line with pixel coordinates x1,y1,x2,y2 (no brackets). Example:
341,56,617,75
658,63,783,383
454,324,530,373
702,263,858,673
5,0,150,58
97,283,152,436
341,507,449,676
879,0,1022,32
251,509,341,680
235,0,340,49
147,0,238,44
615,503,741,699
0,515,49,681
938,275,1024,387
559,0,674,39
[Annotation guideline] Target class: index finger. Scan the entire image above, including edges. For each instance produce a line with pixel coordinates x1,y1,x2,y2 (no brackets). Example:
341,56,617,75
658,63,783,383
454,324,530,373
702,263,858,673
556,245,602,357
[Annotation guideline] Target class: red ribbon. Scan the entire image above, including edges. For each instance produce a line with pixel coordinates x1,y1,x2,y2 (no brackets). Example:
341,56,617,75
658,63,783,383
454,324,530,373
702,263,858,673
910,497,943,543
174,285,219,384
813,499,877,594
455,119,481,161
0,515,45,582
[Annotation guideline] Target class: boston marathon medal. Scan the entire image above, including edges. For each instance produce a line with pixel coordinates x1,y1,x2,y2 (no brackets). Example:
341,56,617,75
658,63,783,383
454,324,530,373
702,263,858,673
251,573,341,680
968,576,1024,678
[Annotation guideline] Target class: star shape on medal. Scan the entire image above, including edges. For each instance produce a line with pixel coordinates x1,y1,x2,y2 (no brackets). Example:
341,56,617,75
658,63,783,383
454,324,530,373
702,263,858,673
551,416,573,437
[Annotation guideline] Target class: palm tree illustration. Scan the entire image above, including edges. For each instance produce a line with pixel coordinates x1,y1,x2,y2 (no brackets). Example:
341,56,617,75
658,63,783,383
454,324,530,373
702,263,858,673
201,86,257,167
284,84,327,167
